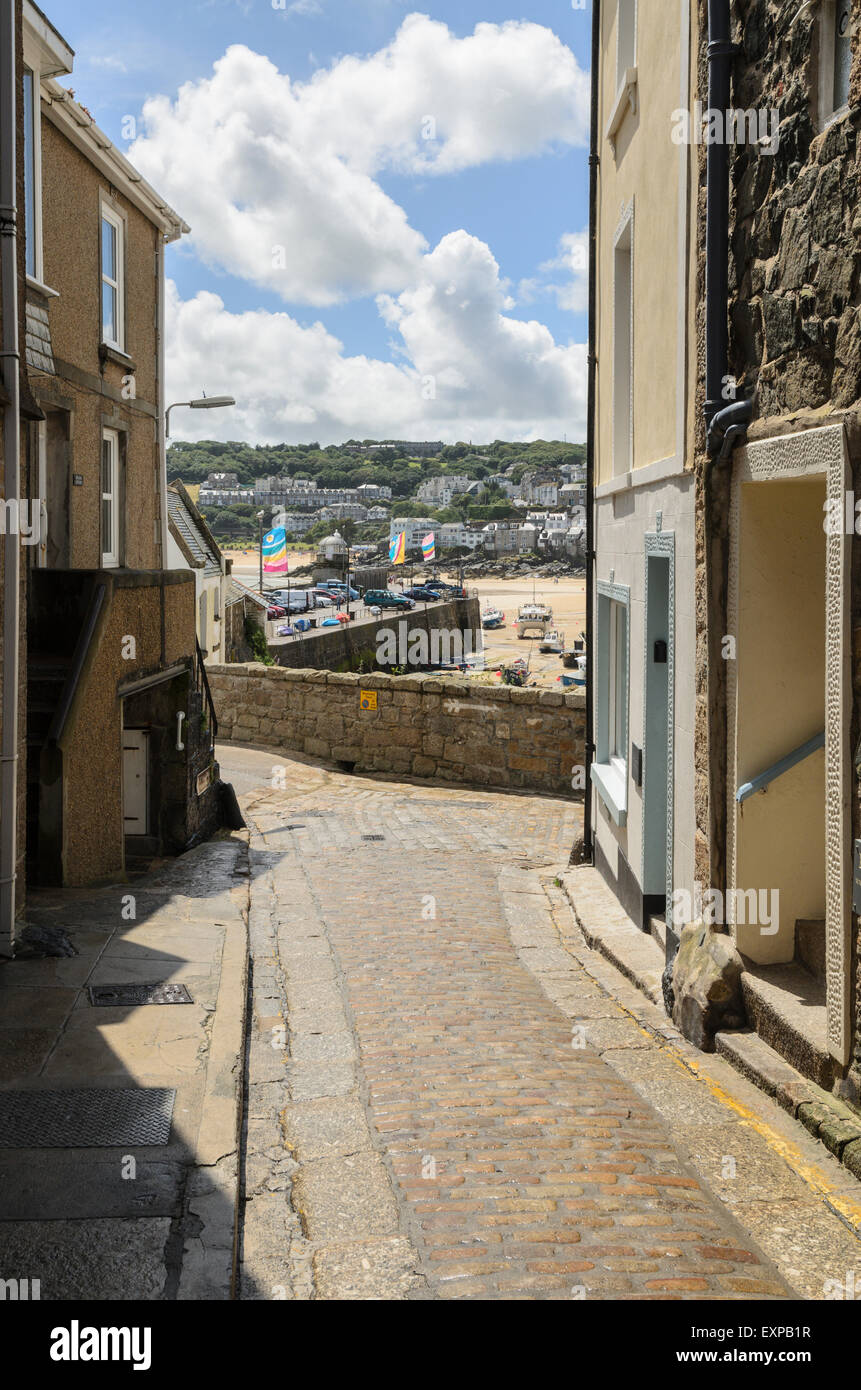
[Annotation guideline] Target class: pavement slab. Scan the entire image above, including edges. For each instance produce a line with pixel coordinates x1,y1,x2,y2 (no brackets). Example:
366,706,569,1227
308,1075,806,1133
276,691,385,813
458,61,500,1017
0,834,250,1301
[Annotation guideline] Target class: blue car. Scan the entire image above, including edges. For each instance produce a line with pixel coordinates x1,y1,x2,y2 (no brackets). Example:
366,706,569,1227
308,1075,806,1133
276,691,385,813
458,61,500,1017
402,586,439,602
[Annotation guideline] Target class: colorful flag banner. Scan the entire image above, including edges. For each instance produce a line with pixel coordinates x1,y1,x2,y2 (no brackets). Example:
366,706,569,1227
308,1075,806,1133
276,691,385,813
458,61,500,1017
421,532,436,562
389,532,406,565
263,527,288,573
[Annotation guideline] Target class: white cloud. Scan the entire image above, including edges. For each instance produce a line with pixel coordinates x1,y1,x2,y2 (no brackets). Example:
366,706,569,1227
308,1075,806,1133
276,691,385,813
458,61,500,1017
516,230,588,315
165,231,586,445
130,17,588,306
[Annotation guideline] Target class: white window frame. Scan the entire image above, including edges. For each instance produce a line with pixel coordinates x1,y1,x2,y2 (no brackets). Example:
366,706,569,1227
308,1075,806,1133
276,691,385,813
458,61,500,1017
592,581,630,826
616,0,637,91
22,62,43,283
613,201,635,478
818,1,852,127
606,0,638,149
100,202,126,352
101,428,120,567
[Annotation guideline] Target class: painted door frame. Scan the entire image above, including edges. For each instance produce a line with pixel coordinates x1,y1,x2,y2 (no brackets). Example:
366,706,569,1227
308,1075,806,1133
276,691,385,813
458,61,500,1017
726,424,851,1065
642,527,675,913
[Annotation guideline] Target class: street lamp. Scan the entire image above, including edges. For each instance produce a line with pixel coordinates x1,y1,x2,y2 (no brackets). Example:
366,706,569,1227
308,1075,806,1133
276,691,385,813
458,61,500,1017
165,395,236,438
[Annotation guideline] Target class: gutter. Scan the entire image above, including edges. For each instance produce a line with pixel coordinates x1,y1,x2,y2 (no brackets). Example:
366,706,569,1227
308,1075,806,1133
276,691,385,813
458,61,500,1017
703,0,752,900
582,0,600,863
157,236,170,567
0,0,21,949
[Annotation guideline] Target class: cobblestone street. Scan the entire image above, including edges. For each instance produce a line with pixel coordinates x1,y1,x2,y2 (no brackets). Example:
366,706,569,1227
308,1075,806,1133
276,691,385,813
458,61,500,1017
228,748,861,1301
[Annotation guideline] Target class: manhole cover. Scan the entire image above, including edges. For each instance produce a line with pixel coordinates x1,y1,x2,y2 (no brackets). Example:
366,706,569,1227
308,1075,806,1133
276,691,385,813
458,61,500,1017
88,983,193,1007
362,834,385,841
0,1087,176,1148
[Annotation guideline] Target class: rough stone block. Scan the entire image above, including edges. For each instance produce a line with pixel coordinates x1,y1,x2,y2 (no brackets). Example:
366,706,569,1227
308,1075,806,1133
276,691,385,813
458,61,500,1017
671,921,746,1052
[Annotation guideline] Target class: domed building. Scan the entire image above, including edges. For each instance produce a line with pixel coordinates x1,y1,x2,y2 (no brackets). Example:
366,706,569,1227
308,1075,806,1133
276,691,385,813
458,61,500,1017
317,530,348,564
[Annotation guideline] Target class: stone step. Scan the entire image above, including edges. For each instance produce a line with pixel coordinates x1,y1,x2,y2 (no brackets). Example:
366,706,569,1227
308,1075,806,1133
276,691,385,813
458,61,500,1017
739,957,836,1089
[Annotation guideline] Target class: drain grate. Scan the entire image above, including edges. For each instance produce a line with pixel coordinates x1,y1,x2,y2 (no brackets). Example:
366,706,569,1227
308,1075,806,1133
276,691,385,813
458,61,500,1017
88,983,193,1007
361,834,386,841
0,1087,176,1148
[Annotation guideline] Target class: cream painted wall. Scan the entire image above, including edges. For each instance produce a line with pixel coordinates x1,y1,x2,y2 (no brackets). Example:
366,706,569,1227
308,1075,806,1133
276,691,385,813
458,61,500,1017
165,532,224,659
593,476,696,911
595,0,694,485
732,477,827,962
591,1,698,921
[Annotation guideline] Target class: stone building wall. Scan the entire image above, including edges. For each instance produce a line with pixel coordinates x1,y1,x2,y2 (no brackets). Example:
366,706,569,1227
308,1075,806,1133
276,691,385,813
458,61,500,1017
693,0,861,1080
208,664,585,798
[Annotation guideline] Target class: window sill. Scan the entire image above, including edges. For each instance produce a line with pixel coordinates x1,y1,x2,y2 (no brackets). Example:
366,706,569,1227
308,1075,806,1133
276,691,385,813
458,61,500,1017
99,342,135,370
819,102,850,134
605,68,638,153
591,759,628,827
26,274,60,299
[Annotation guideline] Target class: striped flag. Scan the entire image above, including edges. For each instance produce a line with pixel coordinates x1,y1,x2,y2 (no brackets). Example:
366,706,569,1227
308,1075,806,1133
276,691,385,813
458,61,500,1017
421,532,435,561
389,532,406,564
262,527,288,573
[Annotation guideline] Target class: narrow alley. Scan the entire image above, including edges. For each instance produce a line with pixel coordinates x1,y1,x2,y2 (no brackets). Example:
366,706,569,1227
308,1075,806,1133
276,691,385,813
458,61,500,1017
229,747,861,1302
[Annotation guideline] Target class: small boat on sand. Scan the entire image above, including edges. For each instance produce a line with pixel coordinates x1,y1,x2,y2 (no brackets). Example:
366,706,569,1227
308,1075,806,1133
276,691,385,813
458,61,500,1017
481,605,505,629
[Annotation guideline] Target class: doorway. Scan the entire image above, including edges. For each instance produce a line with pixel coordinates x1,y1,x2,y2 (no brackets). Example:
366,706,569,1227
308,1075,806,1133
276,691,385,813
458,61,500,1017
643,534,674,919
122,728,149,835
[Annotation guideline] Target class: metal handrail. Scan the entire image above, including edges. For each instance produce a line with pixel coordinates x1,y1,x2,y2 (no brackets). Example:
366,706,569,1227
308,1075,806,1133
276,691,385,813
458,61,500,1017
195,639,218,741
736,730,825,803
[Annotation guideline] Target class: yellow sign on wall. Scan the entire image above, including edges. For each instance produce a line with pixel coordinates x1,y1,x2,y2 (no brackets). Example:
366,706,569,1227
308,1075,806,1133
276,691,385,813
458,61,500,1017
359,690,378,710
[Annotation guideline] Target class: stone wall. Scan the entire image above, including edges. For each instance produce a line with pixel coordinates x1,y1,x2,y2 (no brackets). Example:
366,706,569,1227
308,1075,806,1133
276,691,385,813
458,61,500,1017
208,664,585,797
729,0,861,415
693,0,861,1085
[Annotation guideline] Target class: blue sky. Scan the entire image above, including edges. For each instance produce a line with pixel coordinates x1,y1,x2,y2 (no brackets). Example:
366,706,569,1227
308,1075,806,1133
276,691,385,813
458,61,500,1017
45,0,592,443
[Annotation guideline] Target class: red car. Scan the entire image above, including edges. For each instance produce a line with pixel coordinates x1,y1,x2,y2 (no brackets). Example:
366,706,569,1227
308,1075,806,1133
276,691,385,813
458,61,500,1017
266,604,286,619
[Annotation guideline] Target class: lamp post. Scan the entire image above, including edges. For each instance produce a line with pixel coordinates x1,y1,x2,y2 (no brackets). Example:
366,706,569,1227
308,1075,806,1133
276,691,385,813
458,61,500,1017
165,395,236,438
257,511,265,596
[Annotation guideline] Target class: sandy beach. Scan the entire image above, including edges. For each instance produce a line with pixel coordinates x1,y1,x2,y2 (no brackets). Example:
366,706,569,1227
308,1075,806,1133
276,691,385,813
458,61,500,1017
447,573,586,688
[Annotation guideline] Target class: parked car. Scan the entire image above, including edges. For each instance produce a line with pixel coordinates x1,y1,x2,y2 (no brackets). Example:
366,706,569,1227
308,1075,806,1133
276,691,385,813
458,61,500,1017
312,591,336,607
425,580,466,596
266,604,286,619
318,580,360,599
266,589,315,612
402,586,439,602
362,590,416,611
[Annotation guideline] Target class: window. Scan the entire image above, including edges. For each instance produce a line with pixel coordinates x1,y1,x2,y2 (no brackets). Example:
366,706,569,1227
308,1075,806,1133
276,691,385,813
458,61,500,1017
592,583,629,825
820,2,852,123
613,207,633,476
101,429,120,566
832,2,851,111
22,66,41,280
100,205,125,350
616,0,637,91
609,600,627,763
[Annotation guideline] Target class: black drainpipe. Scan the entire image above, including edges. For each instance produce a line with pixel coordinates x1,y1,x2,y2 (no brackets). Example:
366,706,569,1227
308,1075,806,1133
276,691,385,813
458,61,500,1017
703,0,752,902
582,0,600,862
